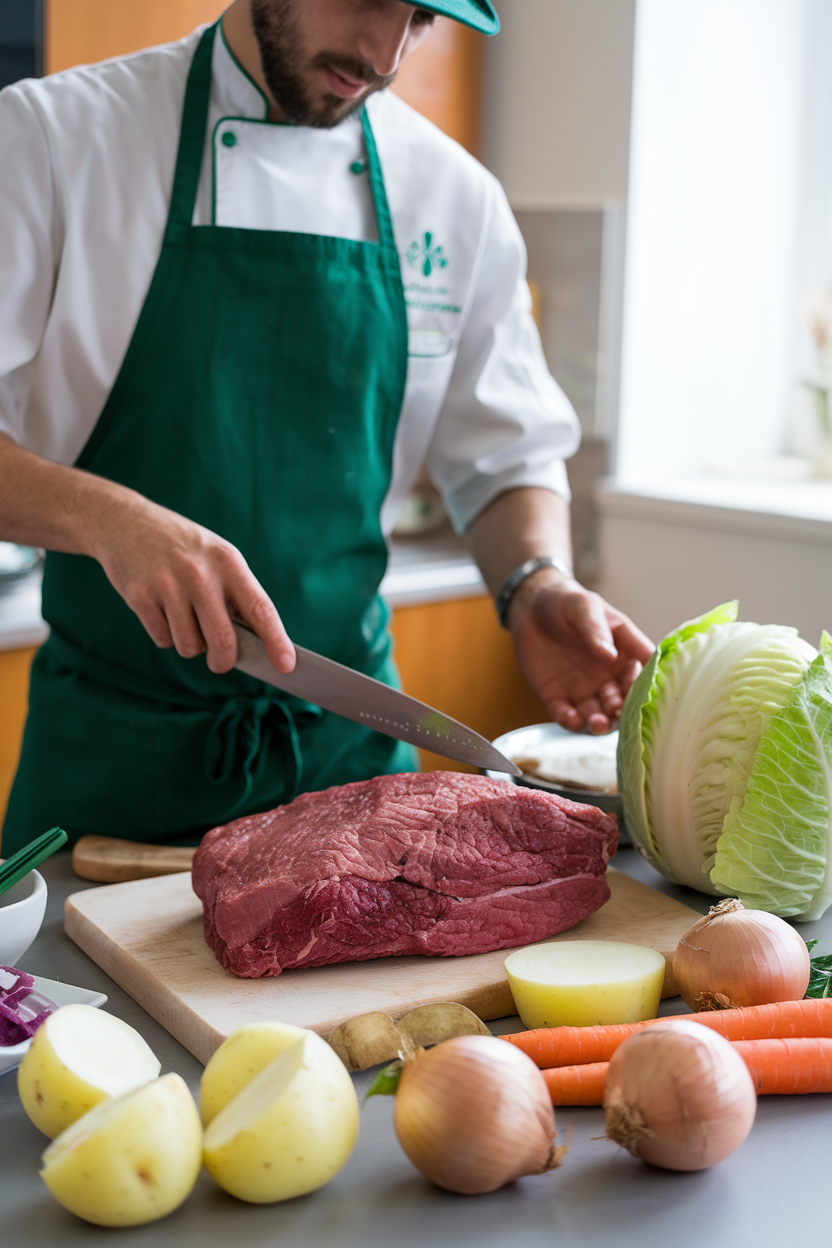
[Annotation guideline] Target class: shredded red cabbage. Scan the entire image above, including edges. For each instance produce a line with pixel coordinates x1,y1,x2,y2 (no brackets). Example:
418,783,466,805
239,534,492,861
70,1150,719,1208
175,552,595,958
0,965,56,1046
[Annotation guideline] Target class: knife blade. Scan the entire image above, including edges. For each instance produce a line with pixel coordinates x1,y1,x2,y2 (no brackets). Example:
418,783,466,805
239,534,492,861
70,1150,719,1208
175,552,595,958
232,623,522,776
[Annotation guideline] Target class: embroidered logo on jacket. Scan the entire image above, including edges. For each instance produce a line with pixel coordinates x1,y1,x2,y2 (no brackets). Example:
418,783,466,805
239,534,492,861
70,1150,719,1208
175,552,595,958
406,232,448,277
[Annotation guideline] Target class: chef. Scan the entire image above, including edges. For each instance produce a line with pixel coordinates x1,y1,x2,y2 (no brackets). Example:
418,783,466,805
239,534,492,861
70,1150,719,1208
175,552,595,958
0,0,652,853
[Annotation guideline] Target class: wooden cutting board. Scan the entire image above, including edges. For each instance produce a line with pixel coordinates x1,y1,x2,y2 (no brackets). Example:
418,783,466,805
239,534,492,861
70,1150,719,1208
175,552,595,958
65,869,700,1067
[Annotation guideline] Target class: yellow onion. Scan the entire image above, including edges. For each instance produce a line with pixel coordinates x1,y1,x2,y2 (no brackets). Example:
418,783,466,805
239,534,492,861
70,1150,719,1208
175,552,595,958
392,1035,564,1194
672,898,810,1010
604,1019,756,1170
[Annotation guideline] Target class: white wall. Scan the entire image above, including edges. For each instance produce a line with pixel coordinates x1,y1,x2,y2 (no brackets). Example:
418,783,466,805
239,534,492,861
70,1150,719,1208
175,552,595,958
597,488,832,645
484,0,636,205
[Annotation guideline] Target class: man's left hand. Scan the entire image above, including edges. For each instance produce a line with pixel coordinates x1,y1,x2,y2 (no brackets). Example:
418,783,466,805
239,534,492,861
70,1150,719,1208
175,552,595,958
508,572,654,734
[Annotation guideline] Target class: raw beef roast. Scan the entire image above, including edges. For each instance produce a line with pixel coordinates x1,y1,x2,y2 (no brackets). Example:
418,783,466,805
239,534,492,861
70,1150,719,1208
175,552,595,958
192,771,618,978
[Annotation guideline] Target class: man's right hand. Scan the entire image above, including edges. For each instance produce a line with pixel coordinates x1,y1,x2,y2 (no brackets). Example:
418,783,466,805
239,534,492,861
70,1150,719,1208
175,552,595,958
0,433,295,675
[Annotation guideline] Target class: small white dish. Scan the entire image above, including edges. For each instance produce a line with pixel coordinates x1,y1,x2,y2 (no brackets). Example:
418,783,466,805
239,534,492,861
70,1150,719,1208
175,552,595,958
0,868,48,965
0,974,108,1077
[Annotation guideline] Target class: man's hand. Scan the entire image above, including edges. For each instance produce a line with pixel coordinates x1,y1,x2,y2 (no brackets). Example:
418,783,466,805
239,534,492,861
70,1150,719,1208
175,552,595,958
465,485,654,734
508,571,653,734
92,496,296,675
0,434,295,675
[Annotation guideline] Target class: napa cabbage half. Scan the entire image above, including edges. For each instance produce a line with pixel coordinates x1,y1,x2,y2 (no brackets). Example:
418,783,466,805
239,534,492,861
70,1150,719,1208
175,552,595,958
617,602,832,920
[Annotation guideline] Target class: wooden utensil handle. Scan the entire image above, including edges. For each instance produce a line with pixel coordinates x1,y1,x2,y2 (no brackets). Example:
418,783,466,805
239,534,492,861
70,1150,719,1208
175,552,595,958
72,835,195,883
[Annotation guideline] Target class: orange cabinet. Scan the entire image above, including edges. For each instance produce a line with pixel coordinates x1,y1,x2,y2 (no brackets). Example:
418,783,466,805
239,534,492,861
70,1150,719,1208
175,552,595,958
0,647,36,829
393,18,484,156
390,596,546,773
45,1,225,72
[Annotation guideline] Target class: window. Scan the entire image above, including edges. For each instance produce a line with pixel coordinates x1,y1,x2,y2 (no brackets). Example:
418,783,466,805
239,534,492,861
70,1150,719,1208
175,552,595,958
616,0,832,488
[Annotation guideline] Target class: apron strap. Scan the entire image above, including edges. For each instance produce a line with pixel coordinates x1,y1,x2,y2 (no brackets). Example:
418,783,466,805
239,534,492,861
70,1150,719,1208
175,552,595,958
360,107,399,259
45,630,319,813
205,695,306,814
167,22,218,230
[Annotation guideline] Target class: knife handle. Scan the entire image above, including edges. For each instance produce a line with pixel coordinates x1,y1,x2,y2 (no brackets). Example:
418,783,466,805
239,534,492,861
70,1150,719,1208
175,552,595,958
72,836,195,883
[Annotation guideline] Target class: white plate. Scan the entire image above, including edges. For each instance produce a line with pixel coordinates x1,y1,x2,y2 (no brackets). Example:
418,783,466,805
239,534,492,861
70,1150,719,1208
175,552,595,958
0,974,108,1077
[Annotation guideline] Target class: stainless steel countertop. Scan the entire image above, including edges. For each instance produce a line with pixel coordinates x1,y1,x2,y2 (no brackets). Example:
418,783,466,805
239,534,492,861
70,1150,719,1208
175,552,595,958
382,527,485,608
1,848,830,1248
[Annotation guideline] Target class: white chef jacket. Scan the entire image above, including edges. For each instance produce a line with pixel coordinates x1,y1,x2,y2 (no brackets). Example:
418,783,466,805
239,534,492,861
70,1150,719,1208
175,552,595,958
0,25,579,536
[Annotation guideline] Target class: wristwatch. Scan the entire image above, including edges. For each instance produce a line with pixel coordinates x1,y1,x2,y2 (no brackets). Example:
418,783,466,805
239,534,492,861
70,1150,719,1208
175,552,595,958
495,555,573,629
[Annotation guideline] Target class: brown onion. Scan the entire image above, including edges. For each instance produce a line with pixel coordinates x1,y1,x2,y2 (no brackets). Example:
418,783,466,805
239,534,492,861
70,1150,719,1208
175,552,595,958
673,898,810,1010
604,1019,756,1170
392,1035,564,1194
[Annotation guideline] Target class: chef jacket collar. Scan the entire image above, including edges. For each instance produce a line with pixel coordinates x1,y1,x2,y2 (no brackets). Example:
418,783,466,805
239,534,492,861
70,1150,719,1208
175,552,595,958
214,20,270,122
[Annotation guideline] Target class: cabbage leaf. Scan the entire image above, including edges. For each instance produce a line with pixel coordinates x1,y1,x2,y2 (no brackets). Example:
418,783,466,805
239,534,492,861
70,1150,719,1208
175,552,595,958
712,633,832,919
617,601,739,881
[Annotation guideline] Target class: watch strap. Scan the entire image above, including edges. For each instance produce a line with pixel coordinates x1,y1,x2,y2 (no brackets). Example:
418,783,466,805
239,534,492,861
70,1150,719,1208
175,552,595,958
495,555,573,628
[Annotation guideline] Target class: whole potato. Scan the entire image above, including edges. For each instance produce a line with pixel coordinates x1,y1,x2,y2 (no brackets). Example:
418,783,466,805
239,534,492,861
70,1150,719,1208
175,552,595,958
200,1021,307,1126
203,1030,358,1203
40,1073,202,1226
18,1004,161,1138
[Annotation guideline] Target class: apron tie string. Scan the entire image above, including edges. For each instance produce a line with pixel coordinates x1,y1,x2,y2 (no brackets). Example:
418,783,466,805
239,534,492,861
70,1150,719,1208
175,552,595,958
205,695,307,814
46,629,320,816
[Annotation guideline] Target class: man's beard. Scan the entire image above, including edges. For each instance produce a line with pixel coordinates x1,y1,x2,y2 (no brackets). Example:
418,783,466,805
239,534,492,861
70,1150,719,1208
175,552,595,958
250,0,396,129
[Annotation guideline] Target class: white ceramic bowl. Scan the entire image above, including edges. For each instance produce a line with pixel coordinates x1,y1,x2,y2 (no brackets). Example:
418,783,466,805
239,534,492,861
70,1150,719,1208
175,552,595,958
0,869,47,966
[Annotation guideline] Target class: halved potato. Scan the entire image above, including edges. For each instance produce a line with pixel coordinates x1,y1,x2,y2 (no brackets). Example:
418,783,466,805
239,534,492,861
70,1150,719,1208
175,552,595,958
200,1021,307,1127
40,1073,202,1226
18,1004,161,1138
202,1030,358,1203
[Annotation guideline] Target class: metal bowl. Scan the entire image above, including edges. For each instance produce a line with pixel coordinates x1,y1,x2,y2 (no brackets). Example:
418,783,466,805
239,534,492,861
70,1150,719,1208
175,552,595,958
486,722,628,842
0,543,41,584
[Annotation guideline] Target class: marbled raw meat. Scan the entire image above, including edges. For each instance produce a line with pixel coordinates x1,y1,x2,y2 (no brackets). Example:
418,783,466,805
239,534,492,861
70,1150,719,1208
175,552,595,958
192,771,618,978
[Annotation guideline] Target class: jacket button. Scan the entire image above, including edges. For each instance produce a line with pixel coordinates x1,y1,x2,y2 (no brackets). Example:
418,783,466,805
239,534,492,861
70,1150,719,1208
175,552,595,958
222,131,237,148
350,160,365,175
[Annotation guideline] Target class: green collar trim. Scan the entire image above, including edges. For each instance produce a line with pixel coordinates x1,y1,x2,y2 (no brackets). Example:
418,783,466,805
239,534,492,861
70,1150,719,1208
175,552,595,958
219,16,269,120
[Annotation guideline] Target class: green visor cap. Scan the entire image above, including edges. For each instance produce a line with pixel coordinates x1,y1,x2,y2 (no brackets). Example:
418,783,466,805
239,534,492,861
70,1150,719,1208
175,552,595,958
409,0,500,36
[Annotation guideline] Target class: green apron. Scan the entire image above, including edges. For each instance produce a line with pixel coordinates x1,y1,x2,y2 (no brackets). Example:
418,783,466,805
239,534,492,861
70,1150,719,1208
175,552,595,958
2,23,416,854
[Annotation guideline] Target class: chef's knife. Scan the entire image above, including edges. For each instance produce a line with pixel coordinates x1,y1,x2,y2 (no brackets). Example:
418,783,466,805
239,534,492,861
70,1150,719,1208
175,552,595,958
232,622,522,775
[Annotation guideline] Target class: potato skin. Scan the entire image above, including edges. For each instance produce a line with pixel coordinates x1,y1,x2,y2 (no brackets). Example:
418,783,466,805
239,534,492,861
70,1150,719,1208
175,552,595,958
18,1023,107,1139
40,1074,202,1227
202,1032,359,1203
200,1021,307,1126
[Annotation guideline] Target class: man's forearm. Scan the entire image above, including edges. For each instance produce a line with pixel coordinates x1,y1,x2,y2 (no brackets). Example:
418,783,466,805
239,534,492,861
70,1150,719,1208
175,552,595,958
464,486,574,600
0,432,295,673
0,432,144,562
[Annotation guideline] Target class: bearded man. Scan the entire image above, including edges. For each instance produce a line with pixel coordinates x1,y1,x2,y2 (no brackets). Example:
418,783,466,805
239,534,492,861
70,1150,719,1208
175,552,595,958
0,1,651,853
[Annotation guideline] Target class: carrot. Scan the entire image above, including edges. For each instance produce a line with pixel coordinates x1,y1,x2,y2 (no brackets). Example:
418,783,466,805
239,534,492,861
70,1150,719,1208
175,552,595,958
509,1021,645,1069
735,1038,832,1095
542,1062,608,1106
503,998,832,1069
542,1037,832,1105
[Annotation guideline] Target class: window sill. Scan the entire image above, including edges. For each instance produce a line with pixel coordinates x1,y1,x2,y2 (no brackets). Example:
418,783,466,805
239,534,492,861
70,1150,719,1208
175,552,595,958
596,461,832,549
